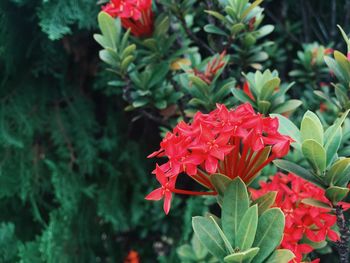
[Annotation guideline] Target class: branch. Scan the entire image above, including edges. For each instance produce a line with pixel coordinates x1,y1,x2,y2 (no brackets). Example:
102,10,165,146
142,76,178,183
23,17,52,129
335,205,350,263
177,12,215,55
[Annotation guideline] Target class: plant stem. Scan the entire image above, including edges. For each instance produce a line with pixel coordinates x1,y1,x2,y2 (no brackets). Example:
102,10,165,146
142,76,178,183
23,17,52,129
335,205,350,263
177,12,215,55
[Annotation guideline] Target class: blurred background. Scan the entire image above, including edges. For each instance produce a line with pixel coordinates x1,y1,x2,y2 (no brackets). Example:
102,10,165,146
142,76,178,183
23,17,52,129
0,0,349,262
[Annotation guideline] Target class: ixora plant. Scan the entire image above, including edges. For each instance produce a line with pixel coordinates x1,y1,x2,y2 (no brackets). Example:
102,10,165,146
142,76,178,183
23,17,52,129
94,0,350,262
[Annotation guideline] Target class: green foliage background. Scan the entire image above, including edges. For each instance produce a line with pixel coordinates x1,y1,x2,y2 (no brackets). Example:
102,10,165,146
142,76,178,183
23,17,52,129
1,0,350,262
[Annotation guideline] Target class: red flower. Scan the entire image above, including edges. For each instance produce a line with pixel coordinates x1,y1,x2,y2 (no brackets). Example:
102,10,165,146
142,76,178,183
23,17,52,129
146,103,293,214
251,173,348,263
102,0,154,37
145,165,176,214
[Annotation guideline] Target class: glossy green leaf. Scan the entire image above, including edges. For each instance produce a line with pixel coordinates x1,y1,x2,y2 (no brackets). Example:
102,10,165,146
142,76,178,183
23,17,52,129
224,247,260,263
121,44,136,59
252,192,277,215
328,158,350,186
204,24,228,36
210,216,234,254
301,111,323,145
257,100,271,115
192,216,228,259
273,100,302,114
222,178,249,247
301,198,332,209
98,12,118,50
205,10,227,22
252,208,285,263
210,173,232,196
265,249,295,263
231,88,256,105
260,78,280,100
302,139,327,173
324,127,342,168
270,114,301,150
326,186,349,203
236,205,258,251
273,159,323,188
241,0,263,20
324,110,350,165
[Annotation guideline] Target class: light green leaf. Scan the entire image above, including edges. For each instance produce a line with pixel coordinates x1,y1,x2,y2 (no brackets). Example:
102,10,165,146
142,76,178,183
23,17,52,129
325,186,349,203
252,208,285,263
302,139,327,173
265,249,295,263
273,159,323,188
327,158,350,186
222,178,250,247
324,127,342,168
252,192,277,215
301,198,332,209
224,247,260,263
301,111,323,145
272,100,302,114
270,114,301,151
204,24,228,36
192,216,228,259
98,12,118,50
237,205,258,251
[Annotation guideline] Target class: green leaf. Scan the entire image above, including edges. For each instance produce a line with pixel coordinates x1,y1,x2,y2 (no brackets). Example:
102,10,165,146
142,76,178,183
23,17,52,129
252,208,285,263
325,56,346,83
205,10,227,22
272,100,302,114
222,178,250,247
301,198,332,209
256,25,274,39
265,249,295,263
324,127,342,168
204,24,228,36
337,25,350,51
192,216,228,259
302,139,327,173
241,0,263,20
334,50,350,81
273,159,323,188
189,76,210,96
252,192,277,215
301,111,323,145
326,186,349,203
257,100,271,115
210,173,232,196
231,88,256,105
120,55,135,72
270,114,301,151
210,216,234,254
327,158,350,186
121,44,136,59
231,23,245,34
237,205,258,251
98,12,118,50
93,34,109,48
99,50,119,67
260,78,280,100
177,245,197,261
224,247,260,263
324,110,350,162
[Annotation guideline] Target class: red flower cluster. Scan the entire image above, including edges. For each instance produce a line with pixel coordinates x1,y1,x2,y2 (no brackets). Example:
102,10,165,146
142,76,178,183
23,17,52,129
146,103,293,214
251,173,345,263
193,51,227,84
102,0,153,37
